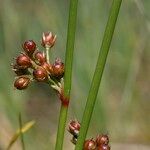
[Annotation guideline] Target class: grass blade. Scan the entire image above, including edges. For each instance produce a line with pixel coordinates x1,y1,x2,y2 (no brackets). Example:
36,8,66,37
7,120,35,150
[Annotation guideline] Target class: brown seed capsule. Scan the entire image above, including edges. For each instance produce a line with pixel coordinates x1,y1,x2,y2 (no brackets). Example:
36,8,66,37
33,67,48,82
51,58,64,78
84,139,96,150
16,54,31,69
34,51,46,64
23,40,36,55
12,64,29,76
41,62,53,74
96,135,109,146
97,145,110,150
14,76,30,90
41,32,56,48
68,120,80,137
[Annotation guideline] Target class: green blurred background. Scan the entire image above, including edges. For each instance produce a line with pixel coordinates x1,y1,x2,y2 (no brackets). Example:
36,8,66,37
0,0,150,149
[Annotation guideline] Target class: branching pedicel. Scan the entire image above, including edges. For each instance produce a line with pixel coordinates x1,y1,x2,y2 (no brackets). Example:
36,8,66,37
12,32,66,105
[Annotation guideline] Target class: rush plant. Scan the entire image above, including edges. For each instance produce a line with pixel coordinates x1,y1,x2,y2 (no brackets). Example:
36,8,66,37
11,0,122,149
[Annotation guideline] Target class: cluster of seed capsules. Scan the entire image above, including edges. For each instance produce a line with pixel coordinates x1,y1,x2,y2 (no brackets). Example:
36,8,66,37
68,120,110,150
12,32,64,91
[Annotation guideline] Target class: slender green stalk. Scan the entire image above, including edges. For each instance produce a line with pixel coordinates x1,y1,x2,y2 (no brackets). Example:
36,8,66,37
75,0,122,149
19,113,25,150
55,0,78,150
46,47,50,63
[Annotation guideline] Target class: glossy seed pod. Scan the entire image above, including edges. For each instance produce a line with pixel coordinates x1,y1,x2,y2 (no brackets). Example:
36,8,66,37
22,40,36,55
68,120,80,137
34,51,46,64
84,139,96,150
33,67,48,82
51,58,64,79
41,62,53,74
14,76,30,90
96,135,109,146
16,54,32,69
12,64,29,76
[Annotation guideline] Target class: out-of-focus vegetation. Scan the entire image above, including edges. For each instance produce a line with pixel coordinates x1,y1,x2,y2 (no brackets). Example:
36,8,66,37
0,0,149,149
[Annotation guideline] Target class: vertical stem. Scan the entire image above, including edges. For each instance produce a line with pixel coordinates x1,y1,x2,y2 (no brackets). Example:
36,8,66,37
19,113,25,150
75,0,122,149
46,47,50,63
55,0,78,150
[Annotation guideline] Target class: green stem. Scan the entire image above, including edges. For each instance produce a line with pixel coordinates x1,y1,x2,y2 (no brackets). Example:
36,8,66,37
46,47,50,63
75,0,122,149
19,113,25,150
55,0,78,150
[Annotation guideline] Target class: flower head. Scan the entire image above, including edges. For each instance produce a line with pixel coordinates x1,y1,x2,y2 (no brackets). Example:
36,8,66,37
41,32,56,48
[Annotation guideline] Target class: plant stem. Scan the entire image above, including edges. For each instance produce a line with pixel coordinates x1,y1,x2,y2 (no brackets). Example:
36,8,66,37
75,0,122,149
46,47,50,63
19,113,25,150
55,0,78,150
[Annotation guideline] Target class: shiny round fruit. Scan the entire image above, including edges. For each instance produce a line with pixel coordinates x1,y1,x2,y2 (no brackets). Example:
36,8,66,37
33,67,48,82
23,40,36,55
52,58,64,78
16,54,31,69
14,77,30,90
96,135,109,146
34,51,46,64
41,62,53,74
68,120,80,136
84,139,96,150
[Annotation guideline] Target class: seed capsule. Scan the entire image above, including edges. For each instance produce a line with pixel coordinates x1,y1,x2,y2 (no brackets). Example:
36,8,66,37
96,135,109,146
84,139,96,150
41,62,53,74
14,77,30,90
12,64,29,76
23,40,36,55
33,67,48,82
68,120,80,137
41,32,56,48
97,145,110,150
34,51,46,64
16,54,31,69
51,58,64,78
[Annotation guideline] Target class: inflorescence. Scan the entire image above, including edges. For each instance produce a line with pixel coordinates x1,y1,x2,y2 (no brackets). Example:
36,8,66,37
68,120,110,150
12,32,65,104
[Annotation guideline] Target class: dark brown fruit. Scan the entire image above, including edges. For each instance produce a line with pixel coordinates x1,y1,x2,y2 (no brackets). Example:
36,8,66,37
12,64,29,76
96,135,109,146
16,54,31,69
41,62,53,74
14,77,30,90
23,40,36,55
68,120,80,137
33,67,48,82
34,51,46,64
51,58,64,78
84,139,96,150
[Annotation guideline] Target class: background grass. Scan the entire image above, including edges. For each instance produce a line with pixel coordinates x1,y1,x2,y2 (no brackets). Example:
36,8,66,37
0,0,149,149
